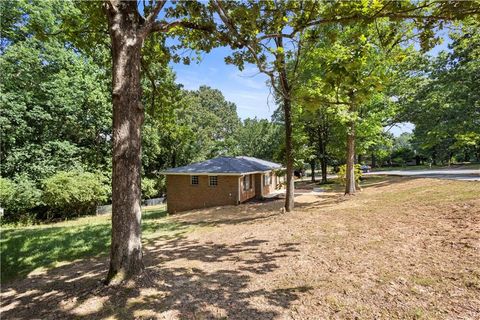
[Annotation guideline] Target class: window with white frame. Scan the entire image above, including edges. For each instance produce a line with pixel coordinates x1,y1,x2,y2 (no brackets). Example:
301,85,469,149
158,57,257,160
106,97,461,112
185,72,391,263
191,175,199,185
209,176,218,186
264,173,271,186
243,175,250,191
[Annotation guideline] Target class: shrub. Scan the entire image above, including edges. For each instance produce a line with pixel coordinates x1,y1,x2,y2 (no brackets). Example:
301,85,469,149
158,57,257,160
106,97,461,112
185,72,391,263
0,178,15,208
337,164,363,186
0,178,15,218
142,177,158,199
0,175,43,223
42,171,108,219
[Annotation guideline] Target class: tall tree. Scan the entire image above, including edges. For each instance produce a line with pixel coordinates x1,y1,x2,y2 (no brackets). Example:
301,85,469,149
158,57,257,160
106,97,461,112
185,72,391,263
237,118,282,161
192,86,242,157
295,20,410,194
102,0,213,283
212,0,480,205
300,107,339,184
0,0,112,182
396,17,480,163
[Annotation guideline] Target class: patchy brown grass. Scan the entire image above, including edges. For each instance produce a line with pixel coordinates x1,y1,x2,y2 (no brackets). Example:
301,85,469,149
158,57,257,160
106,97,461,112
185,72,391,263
1,177,479,319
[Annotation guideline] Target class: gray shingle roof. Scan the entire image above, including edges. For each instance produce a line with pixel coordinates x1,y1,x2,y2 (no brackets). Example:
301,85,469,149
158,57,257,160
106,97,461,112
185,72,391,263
162,156,282,174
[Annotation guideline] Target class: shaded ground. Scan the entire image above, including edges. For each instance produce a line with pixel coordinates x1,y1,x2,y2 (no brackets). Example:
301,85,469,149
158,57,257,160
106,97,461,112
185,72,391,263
1,177,479,319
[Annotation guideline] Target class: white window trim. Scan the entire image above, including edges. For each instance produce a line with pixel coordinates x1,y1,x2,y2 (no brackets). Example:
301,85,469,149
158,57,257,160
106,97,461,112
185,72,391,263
208,175,218,187
264,173,271,186
243,174,251,191
190,175,199,185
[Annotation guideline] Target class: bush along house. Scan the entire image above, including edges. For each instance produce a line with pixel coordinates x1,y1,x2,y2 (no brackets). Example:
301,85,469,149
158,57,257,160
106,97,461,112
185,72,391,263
161,156,283,213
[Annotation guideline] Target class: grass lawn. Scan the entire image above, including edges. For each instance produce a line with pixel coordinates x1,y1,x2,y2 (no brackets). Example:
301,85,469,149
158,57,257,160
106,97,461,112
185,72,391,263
0,205,188,283
1,176,479,319
372,162,480,171
294,175,387,192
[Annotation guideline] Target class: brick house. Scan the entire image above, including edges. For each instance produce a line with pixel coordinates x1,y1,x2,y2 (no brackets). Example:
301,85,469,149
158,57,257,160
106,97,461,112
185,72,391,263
162,156,283,213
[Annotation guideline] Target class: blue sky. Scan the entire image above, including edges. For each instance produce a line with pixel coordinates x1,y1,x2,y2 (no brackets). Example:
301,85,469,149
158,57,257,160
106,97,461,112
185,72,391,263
170,30,452,136
171,47,274,119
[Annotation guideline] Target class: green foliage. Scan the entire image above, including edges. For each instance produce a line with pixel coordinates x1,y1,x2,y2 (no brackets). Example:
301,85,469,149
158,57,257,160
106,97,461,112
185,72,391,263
0,178,15,210
143,85,242,174
396,18,480,163
141,178,158,200
3,0,479,223
337,164,363,186
0,175,43,222
42,171,108,219
292,19,411,176
0,1,112,228
236,118,282,161
389,133,415,165
0,37,111,182
190,86,242,157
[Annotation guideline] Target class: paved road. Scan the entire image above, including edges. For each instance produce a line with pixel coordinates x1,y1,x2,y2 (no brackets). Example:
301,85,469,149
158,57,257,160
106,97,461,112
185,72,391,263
365,169,480,181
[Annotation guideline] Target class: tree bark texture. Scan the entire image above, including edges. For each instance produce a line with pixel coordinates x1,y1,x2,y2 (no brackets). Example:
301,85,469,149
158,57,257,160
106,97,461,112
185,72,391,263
345,120,356,195
318,125,328,184
283,97,295,212
275,35,294,212
320,156,328,184
105,0,145,283
310,159,316,182
315,111,329,184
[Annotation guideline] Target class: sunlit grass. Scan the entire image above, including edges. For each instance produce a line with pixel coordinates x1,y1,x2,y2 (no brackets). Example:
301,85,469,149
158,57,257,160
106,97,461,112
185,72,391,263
295,175,388,192
0,205,189,283
373,162,480,171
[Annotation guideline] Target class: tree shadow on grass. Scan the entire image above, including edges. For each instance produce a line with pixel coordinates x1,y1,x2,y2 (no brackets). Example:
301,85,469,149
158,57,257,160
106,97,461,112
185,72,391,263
1,236,309,319
295,175,412,193
0,224,111,283
0,216,186,283
142,207,168,220
1,201,292,285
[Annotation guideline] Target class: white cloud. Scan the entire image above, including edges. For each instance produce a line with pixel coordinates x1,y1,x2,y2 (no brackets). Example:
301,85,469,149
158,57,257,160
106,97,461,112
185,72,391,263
228,69,268,90
173,61,276,120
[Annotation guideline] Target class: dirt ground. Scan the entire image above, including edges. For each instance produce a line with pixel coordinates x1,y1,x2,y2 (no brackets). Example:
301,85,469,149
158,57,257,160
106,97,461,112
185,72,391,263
1,177,479,319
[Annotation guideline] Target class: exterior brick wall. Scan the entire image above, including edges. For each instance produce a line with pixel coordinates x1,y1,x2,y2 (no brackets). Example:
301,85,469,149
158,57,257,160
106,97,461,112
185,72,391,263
260,172,276,196
166,171,279,213
254,173,262,198
239,174,256,202
166,175,239,213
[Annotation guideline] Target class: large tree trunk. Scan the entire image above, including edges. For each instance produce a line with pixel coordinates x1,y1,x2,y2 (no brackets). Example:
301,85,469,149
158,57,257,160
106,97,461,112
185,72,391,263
283,97,295,212
105,1,145,284
345,120,356,195
320,156,328,184
318,128,328,184
275,35,294,212
371,152,376,167
310,159,316,182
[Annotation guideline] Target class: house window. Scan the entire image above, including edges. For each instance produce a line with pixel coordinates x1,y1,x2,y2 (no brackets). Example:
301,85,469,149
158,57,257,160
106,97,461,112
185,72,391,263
264,173,271,186
243,175,250,191
209,176,218,186
191,175,199,185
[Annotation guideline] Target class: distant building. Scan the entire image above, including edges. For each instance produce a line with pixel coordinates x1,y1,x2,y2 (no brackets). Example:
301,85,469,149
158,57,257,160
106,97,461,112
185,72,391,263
161,156,282,213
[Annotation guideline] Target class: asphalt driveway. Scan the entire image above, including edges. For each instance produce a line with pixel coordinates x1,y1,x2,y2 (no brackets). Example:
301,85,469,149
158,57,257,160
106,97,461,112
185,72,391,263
366,168,480,181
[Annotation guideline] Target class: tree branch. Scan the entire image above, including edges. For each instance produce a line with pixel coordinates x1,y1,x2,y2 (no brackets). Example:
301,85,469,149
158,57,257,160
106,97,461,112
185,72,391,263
212,0,283,96
150,20,214,33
